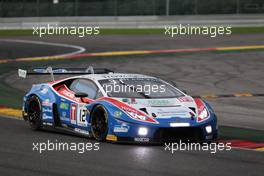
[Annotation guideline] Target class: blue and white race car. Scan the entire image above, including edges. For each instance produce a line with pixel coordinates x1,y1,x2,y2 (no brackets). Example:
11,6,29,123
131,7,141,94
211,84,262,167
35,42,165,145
19,67,217,143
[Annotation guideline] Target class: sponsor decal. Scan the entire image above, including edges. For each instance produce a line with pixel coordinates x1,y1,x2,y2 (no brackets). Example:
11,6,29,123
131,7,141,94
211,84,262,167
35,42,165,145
121,106,137,114
74,128,89,135
122,98,129,103
113,111,122,118
156,110,192,118
42,108,52,113
134,137,150,142
62,111,67,117
43,113,53,119
113,124,129,133
148,99,171,107
60,102,69,110
40,87,49,94
103,75,133,79
130,98,136,104
43,122,53,126
60,111,69,122
61,90,79,102
42,99,52,107
178,97,193,102
205,135,213,140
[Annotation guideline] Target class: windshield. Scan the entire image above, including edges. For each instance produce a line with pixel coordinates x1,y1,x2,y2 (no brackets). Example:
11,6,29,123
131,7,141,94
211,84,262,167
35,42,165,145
99,78,184,98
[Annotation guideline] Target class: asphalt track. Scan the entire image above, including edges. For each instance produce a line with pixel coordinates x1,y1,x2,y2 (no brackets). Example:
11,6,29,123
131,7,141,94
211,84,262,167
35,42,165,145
0,117,263,176
0,34,264,175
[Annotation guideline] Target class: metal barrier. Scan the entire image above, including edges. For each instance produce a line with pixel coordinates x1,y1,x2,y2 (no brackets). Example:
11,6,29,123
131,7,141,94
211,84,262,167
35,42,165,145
0,0,264,17
1,14,264,29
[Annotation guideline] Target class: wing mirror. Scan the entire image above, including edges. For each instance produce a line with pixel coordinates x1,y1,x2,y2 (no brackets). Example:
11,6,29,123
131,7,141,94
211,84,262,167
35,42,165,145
75,92,88,98
75,92,89,103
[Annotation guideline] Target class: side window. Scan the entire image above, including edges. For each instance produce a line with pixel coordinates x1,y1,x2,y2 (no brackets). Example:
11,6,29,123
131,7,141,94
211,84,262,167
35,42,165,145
70,79,98,99
95,89,103,99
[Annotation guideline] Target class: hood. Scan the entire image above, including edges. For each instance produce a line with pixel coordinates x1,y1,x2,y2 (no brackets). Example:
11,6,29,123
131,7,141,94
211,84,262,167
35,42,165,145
114,96,197,119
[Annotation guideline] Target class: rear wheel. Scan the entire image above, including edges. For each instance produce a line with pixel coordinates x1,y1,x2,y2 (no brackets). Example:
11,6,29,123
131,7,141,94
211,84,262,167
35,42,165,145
27,96,42,130
90,105,108,141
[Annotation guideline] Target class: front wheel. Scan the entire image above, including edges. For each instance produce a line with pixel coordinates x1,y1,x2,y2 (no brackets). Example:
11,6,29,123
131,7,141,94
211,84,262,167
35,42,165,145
27,96,42,130
90,105,108,142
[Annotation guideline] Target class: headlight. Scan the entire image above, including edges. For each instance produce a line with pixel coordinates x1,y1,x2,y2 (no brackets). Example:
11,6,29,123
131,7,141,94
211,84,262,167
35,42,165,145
138,127,148,136
197,107,209,122
195,98,210,122
205,125,212,133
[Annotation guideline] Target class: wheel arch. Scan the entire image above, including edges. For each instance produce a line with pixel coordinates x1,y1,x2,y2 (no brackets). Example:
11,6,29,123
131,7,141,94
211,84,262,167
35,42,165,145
89,103,108,123
23,88,57,123
24,93,40,114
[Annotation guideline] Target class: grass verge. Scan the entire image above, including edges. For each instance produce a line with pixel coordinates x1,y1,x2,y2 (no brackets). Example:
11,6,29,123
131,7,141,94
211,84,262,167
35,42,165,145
219,126,264,142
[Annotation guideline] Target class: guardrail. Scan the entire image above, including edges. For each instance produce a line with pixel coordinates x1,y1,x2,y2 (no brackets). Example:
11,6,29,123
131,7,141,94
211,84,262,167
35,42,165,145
0,14,264,29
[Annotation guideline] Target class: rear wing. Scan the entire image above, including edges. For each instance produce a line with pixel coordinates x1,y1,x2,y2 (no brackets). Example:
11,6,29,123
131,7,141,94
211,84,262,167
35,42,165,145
18,66,114,81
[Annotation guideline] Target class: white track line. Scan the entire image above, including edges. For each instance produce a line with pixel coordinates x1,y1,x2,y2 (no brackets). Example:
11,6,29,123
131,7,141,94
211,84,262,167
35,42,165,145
0,39,86,58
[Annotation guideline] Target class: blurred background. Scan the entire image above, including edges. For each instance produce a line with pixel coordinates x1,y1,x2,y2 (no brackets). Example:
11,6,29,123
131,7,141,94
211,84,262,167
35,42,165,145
0,0,264,17
1,0,264,29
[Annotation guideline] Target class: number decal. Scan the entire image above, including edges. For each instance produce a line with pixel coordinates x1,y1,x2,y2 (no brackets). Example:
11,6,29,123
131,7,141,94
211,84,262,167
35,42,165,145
70,104,77,124
70,104,88,126
77,105,88,127
79,109,86,123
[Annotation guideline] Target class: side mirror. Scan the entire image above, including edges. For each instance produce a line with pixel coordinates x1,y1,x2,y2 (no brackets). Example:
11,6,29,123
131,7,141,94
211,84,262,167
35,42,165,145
75,92,88,98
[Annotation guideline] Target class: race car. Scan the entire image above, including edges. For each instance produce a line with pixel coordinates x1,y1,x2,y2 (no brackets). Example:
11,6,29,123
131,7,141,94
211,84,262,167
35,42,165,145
19,67,218,143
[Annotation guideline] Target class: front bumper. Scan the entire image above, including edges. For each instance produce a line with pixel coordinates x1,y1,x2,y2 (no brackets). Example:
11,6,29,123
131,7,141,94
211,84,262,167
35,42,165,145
108,120,218,144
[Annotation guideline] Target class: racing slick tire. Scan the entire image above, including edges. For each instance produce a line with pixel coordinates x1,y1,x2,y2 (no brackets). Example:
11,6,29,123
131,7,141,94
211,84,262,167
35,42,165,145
27,96,42,130
90,105,109,142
